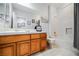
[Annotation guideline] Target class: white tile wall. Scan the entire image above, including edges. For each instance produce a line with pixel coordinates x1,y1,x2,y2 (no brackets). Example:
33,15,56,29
48,3,74,50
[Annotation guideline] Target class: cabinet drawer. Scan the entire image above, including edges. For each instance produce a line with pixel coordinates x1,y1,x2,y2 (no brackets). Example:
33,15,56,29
31,34,40,39
40,33,47,38
0,34,30,44
15,35,30,41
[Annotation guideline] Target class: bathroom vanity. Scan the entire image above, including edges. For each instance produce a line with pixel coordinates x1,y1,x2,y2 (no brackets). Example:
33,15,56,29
0,32,47,56
0,3,48,56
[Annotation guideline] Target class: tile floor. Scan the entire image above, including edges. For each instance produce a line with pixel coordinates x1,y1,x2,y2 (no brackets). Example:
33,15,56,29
34,47,78,56
34,36,79,56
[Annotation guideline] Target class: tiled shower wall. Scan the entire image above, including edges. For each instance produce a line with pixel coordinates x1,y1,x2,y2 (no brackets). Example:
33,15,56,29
48,3,74,50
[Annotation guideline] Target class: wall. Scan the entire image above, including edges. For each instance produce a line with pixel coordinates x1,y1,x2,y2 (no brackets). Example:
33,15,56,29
57,4,74,38
57,4,74,50
49,3,74,50
48,5,57,37
28,3,49,34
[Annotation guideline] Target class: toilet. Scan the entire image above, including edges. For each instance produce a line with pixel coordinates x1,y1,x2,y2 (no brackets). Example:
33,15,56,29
47,32,58,48
47,37,56,48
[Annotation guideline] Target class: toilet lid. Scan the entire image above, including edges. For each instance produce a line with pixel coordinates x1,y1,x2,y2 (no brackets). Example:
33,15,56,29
47,38,56,40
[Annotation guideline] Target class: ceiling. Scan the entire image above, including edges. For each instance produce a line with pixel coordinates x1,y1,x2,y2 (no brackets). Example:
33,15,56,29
27,3,71,9
12,3,71,14
12,3,37,14
49,3,70,8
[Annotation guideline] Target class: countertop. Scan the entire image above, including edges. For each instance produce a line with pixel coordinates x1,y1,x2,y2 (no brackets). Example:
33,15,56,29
0,31,46,36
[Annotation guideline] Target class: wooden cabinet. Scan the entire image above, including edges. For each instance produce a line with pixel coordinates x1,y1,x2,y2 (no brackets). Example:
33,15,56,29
31,34,40,39
40,33,47,38
0,34,30,44
31,39,40,54
0,34,30,56
41,39,47,50
17,41,30,56
40,33,47,50
0,33,47,56
0,43,16,56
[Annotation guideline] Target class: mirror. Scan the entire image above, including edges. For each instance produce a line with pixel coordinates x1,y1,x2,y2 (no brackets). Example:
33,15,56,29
0,3,11,29
12,3,37,29
0,3,6,21
0,3,48,31
12,3,48,29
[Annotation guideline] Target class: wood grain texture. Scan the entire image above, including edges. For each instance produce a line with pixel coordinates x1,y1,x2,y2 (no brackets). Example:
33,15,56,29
31,39,40,54
40,33,47,38
0,43,16,56
0,33,47,56
41,39,47,50
17,41,30,56
0,34,30,44
31,34,40,39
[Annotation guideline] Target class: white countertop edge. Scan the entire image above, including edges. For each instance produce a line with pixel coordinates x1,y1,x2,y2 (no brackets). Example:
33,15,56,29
0,32,46,36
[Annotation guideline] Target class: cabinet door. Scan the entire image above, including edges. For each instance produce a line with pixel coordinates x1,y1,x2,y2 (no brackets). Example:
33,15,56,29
40,33,47,38
17,41,30,56
0,43,16,56
41,39,47,50
31,39,40,54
